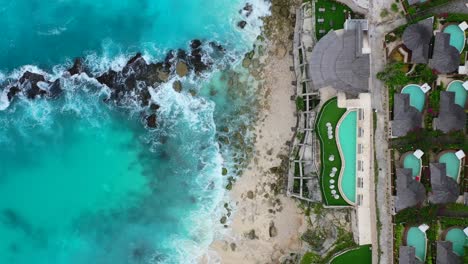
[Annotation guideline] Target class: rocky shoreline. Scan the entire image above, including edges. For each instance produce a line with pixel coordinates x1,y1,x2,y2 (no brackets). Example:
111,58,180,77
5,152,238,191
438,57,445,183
2,40,225,128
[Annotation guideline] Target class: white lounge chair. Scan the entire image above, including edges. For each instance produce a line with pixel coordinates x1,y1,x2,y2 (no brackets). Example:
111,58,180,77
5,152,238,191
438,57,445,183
455,150,466,160
418,224,429,233
334,195,340,199
330,179,335,184
330,185,335,189
459,21,468,31
413,149,424,159
421,83,431,94
331,190,337,195
463,81,468,91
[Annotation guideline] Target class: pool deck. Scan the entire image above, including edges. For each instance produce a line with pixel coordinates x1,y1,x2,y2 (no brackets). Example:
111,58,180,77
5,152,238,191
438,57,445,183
337,93,376,246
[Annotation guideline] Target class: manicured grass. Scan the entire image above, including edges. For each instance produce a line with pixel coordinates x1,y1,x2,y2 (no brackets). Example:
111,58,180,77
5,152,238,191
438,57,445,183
315,98,349,206
315,0,353,39
330,245,372,264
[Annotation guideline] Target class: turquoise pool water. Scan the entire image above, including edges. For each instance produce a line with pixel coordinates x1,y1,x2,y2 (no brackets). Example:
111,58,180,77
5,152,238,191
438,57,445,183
447,81,467,107
338,111,357,203
439,152,461,181
443,25,466,53
402,85,425,112
445,228,467,256
407,227,427,261
403,153,422,179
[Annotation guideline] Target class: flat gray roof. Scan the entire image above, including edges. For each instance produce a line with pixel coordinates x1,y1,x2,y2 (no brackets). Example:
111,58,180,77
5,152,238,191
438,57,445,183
309,28,369,95
428,163,459,204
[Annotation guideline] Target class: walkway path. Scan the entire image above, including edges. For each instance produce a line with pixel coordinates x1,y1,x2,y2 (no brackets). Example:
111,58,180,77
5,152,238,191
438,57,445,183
368,0,408,263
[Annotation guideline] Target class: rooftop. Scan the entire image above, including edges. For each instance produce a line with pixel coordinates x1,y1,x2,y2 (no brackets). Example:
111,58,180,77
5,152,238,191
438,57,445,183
399,246,424,264
402,18,434,64
395,168,426,212
392,93,422,137
309,20,370,95
428,163,459,204
436,241,461,264
433,91,466,133
429,33,460,74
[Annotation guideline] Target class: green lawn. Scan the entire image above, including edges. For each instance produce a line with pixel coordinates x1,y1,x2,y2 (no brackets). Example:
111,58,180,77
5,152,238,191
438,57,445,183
315,98,349,206
330,245,372,264
315,0,353,39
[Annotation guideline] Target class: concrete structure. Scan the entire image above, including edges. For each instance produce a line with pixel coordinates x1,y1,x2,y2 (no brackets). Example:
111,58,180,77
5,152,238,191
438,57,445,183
394,168,426,212
433,92,466,133
309,19,370,96
402,18,433,64
391,93,422,137
428,163,459,204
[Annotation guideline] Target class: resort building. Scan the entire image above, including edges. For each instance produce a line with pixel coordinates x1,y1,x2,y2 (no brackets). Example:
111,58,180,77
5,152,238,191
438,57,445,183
429,32,461,74
436,241,461,264
391,93,422,137
402,18,433,64
309,19,369,96
399,246,423,264
433,91,466,133
394,168,426,213
428,163,459,204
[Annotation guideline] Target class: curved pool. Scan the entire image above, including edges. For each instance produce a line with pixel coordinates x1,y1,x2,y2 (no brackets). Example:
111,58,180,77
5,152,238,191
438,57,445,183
402,85,425,112
403,152,422,179
406,227,427,261
443,25,466,53
445,228,467,256
337,110,357,204
447,80,467,107
439,152,461,181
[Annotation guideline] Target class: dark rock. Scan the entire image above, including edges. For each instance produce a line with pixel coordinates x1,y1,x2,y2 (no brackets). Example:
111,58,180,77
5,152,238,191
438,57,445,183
269,222,278,238
149,103,160,111
6,86,21,101
190,39,202,50
146,114,157,128
246,229,257,240
230,243,236,251
209,41,225,52
176,62,189,77
122,53,148,79
237,21,247,29
138,89,152,107
48,79,62,99
19,71,48,99
96,70,118,89
68,58,85,76
220,216,227,224
247,190,254,199
173,81,182,92
243,3,253,17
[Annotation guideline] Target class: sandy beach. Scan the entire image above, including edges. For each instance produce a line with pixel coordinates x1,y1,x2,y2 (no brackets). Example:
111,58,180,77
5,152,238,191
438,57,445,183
206,5,308,259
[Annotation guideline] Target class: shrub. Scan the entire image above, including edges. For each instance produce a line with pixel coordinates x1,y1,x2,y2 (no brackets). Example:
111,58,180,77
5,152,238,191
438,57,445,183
380,8,389,18
296,96,305,111
391,3,399,12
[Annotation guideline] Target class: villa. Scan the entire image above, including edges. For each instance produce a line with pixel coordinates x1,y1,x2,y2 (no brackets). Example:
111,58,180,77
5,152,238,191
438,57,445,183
433,91,466,133
428,163,459,204
391,93,422,137
436,241,461,264
394,168,426,212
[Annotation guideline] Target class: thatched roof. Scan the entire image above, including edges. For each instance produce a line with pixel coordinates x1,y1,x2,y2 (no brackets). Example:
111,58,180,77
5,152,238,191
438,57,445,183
399,246,424,264
436,241,461,264
434,91,466,133
429,33,460,74
403,18,433,64
395,168,426,212
428,163,459,204
392,93,422,137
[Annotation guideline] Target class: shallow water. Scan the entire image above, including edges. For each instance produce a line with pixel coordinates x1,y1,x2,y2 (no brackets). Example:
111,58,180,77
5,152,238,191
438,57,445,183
0,0,269,263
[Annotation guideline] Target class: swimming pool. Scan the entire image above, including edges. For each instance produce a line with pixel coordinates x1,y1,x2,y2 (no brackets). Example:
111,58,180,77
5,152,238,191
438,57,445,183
443,25,466,53
403,152,422,179
406,227,427,261
447,80,467,107
337,110,357,204
439,151,461,181
402,84,425,112
445,228,467,256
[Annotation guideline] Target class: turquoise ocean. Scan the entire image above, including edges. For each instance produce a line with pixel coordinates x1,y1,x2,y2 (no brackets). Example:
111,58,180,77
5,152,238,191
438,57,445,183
0,1,269,263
